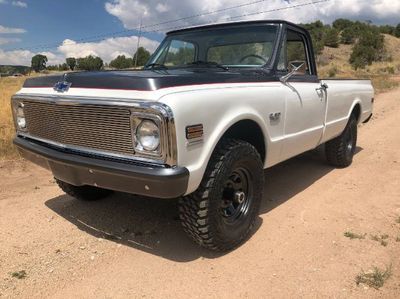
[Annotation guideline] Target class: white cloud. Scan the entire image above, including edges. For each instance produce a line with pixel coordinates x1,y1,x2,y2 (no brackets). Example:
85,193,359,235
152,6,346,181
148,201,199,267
0,35,160,66
0,49,66,65
105,0,400,31
11,1,27,8
0,37,21,45
0,49,34,65
0,0,8,4
0,25,26,34
57,35,160,62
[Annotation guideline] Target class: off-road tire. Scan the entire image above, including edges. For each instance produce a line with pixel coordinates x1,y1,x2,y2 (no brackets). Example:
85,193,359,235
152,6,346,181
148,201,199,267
55,179,113,201
325,115,358,168
179,139,264,251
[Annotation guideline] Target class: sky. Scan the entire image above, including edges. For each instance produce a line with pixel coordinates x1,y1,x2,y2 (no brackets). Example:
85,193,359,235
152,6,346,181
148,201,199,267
0,0,399,66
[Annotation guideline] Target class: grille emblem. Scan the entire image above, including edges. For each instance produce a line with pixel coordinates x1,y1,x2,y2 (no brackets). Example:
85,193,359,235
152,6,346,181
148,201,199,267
53,81,72,93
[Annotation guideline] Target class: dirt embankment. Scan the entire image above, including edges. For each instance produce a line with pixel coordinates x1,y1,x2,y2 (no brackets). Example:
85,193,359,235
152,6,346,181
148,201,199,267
0,87,400,298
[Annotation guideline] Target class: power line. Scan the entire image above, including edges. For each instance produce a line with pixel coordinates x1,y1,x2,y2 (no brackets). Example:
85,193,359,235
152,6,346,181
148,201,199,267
5,0,331,52
143,0,331,33
4,0,273,51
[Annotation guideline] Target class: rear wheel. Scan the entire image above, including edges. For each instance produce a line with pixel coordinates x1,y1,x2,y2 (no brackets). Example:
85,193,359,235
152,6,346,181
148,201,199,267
55,179,113,201
325,115,358,168
178,139,264,251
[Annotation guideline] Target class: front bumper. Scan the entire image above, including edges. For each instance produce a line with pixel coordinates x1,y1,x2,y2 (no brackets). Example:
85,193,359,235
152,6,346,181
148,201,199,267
14,137,189,199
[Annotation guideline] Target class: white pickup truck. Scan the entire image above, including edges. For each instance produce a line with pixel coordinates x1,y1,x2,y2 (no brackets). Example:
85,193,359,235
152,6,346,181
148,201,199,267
12,20,374,251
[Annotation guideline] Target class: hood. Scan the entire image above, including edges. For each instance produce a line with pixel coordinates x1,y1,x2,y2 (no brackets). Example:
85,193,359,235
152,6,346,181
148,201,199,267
23,69,276,91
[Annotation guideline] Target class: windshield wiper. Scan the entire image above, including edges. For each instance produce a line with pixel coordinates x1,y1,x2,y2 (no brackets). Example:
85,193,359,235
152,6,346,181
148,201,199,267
144,63,168,70
187,60,229,71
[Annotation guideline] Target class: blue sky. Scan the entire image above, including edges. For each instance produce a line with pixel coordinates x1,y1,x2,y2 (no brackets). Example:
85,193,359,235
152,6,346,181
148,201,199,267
0,0,399,65
1,1,129,50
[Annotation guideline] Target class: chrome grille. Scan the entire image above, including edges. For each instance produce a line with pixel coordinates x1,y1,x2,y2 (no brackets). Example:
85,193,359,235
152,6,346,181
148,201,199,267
23,100,134,156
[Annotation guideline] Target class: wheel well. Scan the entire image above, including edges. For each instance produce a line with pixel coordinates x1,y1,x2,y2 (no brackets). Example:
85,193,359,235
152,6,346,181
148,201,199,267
221,120,266,162
352,104,361,122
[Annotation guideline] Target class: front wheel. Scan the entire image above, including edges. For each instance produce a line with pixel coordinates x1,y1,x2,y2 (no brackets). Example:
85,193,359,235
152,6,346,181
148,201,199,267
179,139,264,251
325,115,358,168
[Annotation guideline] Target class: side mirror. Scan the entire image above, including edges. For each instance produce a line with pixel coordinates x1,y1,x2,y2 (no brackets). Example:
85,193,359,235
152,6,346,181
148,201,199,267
280,60,306,83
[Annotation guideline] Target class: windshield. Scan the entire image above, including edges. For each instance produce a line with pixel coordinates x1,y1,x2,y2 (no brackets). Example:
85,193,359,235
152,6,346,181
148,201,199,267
147,24,279,69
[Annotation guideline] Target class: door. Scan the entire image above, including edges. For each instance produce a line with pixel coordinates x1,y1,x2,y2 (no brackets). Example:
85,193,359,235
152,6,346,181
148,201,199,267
278,28,327,161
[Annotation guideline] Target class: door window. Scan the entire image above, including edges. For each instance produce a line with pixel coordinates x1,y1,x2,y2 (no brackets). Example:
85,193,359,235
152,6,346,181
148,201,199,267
277,29,310,75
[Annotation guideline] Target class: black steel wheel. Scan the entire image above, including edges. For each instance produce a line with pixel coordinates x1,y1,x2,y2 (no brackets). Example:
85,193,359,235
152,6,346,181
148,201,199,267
179,139,264,251
221,167,253,223
326,115,358,168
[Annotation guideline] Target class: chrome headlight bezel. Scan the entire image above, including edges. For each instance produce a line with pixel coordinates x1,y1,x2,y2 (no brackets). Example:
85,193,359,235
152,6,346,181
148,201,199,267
131,111,164,160
12,100,27,132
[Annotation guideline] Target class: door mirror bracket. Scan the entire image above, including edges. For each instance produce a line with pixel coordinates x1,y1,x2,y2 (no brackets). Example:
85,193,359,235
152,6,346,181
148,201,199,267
280,61,306,84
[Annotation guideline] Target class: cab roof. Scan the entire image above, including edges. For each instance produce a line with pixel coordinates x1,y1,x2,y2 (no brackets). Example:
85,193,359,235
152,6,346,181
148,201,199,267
167,20,304,35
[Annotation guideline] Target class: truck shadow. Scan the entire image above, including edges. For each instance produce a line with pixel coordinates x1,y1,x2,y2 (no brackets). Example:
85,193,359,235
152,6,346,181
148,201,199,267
45,147,362,262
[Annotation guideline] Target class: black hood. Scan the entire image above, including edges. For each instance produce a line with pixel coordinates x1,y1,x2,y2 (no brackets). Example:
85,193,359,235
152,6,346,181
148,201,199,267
23,69,276,91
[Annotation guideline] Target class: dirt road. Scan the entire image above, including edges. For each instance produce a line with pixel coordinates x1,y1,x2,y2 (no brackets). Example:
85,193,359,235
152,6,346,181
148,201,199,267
1,88,400,298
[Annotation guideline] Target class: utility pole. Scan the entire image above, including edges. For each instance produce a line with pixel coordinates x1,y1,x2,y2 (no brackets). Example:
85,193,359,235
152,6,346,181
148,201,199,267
134,16,143,68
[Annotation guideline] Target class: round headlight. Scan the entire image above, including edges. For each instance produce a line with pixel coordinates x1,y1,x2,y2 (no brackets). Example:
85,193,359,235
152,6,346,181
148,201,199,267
16,105,26,129
136,120,160,151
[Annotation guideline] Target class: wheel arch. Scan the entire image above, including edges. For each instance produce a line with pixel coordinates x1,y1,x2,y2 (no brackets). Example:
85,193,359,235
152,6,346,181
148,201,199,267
349,101,362,123
219,119,267,163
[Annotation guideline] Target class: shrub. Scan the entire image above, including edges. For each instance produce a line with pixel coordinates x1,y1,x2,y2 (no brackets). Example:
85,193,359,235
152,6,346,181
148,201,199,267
395,24,400,38
350,27,387,70
328,66,338,77
340,27,356,44
387,66,395,74
324,28,339,48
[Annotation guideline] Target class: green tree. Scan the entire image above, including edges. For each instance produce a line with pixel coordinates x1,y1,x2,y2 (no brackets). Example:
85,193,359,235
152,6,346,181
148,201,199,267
59,63,69,71
66,57,76,71
395,24,400,38
31,54,47,72
46,65,59,71
324,28,339,48
77,55,104,71
302,20,326,56
109,55,133,69
350,28,386,69
340,27,356,44
332,18,354,31
133,47,151,67
379,25,395,35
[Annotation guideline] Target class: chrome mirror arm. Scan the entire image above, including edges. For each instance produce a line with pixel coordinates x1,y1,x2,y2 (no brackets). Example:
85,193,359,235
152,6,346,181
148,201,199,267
280,62,305,84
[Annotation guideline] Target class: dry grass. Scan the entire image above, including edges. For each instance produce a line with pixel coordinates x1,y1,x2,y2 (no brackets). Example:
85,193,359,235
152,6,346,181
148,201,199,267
370,234,389,247
318,34,400,93
0,76,26,160
356,265,392,289
344,231,366,240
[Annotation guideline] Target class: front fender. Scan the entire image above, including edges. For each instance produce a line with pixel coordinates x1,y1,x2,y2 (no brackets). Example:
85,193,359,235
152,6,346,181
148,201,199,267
159,89,276,194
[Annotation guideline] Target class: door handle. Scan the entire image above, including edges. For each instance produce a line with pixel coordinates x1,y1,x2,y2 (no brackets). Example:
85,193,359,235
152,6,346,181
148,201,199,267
316,83,328,100
316,83,329,92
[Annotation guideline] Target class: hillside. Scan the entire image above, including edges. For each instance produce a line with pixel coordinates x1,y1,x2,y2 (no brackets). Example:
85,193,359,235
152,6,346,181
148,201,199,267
318,34,400,79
